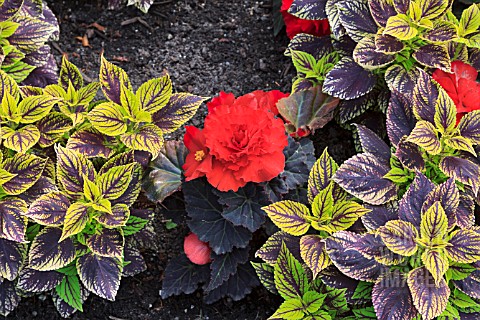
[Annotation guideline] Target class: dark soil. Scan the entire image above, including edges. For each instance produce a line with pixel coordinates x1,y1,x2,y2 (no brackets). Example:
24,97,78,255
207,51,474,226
8,1,354,319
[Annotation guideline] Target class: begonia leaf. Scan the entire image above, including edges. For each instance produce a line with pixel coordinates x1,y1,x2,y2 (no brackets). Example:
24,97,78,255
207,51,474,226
333,152,398,205
152,93,207,134
277,85,339,134
407,267,450,320
29,227,76,271
207,247,249,291
143,140,187,203
0,238,26,281
77,252,122,301
184,179,251,255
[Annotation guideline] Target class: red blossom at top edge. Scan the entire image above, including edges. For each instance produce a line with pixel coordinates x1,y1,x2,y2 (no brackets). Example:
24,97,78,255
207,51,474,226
281,0,330,39
432,60,480,124
184,233,211,265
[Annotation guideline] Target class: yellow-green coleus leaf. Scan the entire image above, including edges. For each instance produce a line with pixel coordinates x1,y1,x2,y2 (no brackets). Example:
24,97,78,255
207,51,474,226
422,248,449,286
262,200,310,236
120,124,164,158
458,4,480,37
100,54,132,105
83,177,101,202
384,14,418,40
420,201,448,245
60,202,90,241
18,95,59,124
379,220,419,256
406,121,441,155
1,91,21,123
92,198,112,215
2,125,40,153
96,163,135,200
416,0,449,20
136,74,172,113
88,102,127,136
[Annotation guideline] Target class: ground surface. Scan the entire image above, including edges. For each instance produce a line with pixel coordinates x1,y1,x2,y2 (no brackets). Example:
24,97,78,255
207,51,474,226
8,1,354,319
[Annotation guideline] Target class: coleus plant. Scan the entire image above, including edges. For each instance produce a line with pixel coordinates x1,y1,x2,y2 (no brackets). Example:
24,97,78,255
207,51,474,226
107,0,154,13
148,90,317,303
0,0,59,86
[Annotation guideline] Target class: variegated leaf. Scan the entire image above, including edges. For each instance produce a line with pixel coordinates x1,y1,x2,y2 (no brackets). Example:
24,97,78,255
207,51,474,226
77,252,122,301
421,249,448,286
417,0,449,20
0,279,20,317
0,198,27,243
406,121,441,155
379,220,419,256
87,102,127,136
458,4,480,36
262,200,310,236
59,55,83,90
434,88,456,135
36,112,72,135
77,82,100,106
453,269,480,299
0,239,26,281
323,57,377,100
333,153,398,205
413,70,438,123
325,231,388,282
386,90,416,147
86,228,124,258
97,163,135,200
300,235,330,279
137,75,172,113
29,227,76,271
375,34,405,54
384,14,417,40
8,16,56,52
123,244,147,277
17,268,64,293
288,0,327,20
60,202,89,241
251,262,276,294
420,201,447,245
458,110,480,144
362,202,398,231
25,191,69,226
369,0,397,27
422,20,457,43
353,35,395,70
2,153,46,195
256,231,301,265
445,229,480,263
439,156,480,195
336,0,378,42
18,95,58,123
307,148,338,204
445,136,475,155
457,191,475,229
413,44,451,72
0,70,19,101
152,93,207,134
372,271,418,320
56,146,96,197
2,125,40,153
99,55,131,105
407,267,449,320
421,178,459,229
311,184,334,220
352,232,404,265
66,128,115,158
325,0,344,39
120,124,164,158
395,138,425,170
355,124,391,164
94,203,130,228
323,201,370,233
274,243,309,300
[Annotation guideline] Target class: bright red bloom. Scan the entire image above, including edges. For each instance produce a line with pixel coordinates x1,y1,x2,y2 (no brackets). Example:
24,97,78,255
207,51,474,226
281,0,330,39
184,233,211,265
183,90,289,192
432,61,480,123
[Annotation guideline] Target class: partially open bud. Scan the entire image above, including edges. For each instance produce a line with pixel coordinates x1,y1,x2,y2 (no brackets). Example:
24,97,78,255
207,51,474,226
183,233,212,265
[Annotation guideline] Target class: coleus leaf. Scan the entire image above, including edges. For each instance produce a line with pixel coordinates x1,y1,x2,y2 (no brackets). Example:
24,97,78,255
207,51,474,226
421,178,459,229
123,243,147,277
255,231,301,265
413,44,451,72
206,247,249,291
160,254,210,299
53,283,89,318
143,140,187,203
407,266,450,320
372,271,418,320
60,202,89,241
152,93,207,134
99,54,131,105
457,191,475,229
325,231,388,282
384,14,418,40
375,34,405,54
0,238,26,281
386,90,416,147
422,20,457,43
406,121,441,155
0,198,27,243
36,112,72,147
184,179,251,255
87,102,127,136
120,123,164,158
66,128,115,158
379,220,419,256
458,3,480,36
95,203,130,228
323,57,377,100
29,227,76,271
17,95,58,123
307,148,338,204
18,176,57,205
17,268,64,293
288,0,327,19
458,110,480,144
353,35,395,70
453,269,480,299
439,156,480,195
56,146,96,197
274,242,309,300
262,200,310,236
352,232,403,265
0,279,20,317
86,228,124,258
269,298,305,320
336,0,377,42
0,70,19,101
413,70,438,123
59,55,83,90
300,235,329,278
362,202,398,231
97,163,135,200
56,274,83,312
417,0,449,20
251,262,277,294
433,86,456,135
77,251,122,301
321,201,370,233
276,85,339,135
395,138,425,171
420,201,447,244
445,229,480,263
333,152,398,205
385,65,420,95
355,124,391,165
2,125,40,153
136,74,172,113
398,172,434,228
421,249,449,286
369,0,397,27
25,191,69,226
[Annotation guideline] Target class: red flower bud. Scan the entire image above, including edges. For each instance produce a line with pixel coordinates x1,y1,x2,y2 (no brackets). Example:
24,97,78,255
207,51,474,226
184,233,211,265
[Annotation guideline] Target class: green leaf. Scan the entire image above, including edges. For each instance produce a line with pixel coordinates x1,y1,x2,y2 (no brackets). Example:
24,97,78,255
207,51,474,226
291,50,317,75
352,281,373,300
136,75,172,113
303,291,326,313
452,289,478,309
274,243,309,300
446,263,476,281
384,167,409,184
56,275,83,312
352,306,377,319
2,125,40,153
458,4,480,36
384,14,418,40
88,102,127,136
122,215,149,236
262,200,311,236
269,298,305,320
0,21,20,38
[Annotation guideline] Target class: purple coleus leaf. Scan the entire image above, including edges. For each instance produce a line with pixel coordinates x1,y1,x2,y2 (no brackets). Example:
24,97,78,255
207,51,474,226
413,70,439,123
453,269,480,299
439,156,480,195
25,191,69,226
355,124,391,165
66,128,115,159
0,198,28,243
385,66,420,97
386,90,416,147
86,228,124,259
398,172,435,229
17,268,64,293
325,231,389,282
0,239,26,281
353,35,395,70
0,279,20,317
456,190,475,229
413,44,451,72
123,243,147,277
369,0,397,27
255,231,301,265
373,271,418,320
362,202,398,230
28,227,76,271
375,34,405,54
336,0,377,42
352,233,403,265
287,34,334,60
395,137,425,171
421,178,459,229
333,153,398,205
288,0,327,19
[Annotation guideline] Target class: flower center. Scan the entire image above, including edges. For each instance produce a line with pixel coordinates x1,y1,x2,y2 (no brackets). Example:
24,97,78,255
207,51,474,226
194,150,205,161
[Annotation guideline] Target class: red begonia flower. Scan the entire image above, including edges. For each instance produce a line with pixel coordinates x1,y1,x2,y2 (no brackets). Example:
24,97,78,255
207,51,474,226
184,233,211,265
281,0,330,39
183,126,212,181
432,61,480,123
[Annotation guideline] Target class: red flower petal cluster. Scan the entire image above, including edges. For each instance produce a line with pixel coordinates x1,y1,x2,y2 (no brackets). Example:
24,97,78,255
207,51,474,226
432,61,480,123
183,90,289,192
184,233,211,265
281,0,330,39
